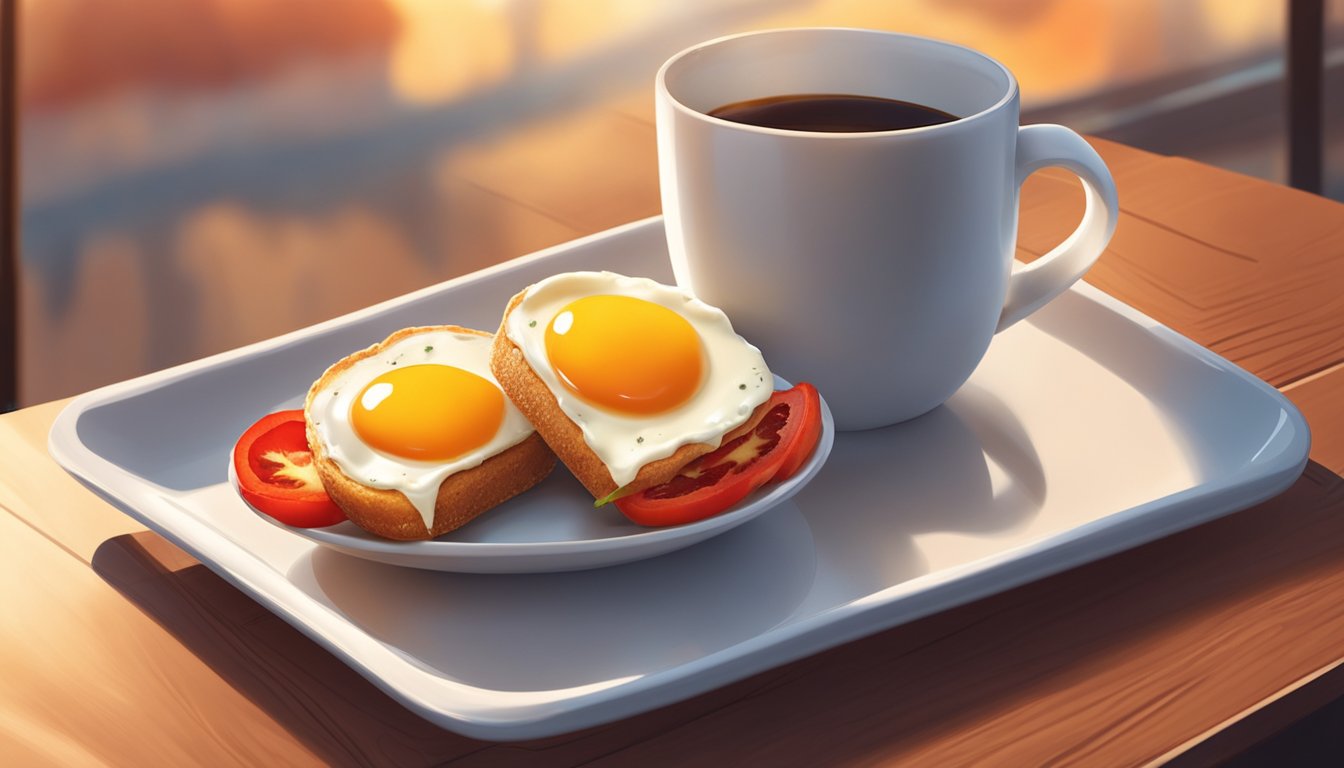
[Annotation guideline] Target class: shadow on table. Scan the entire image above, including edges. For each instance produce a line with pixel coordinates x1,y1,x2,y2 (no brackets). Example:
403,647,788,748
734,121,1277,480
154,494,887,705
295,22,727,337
91,460,1344,765
90,532,481,765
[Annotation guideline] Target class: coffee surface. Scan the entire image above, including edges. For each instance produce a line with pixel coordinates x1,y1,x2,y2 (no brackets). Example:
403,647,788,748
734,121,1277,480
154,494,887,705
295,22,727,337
708,93,959,133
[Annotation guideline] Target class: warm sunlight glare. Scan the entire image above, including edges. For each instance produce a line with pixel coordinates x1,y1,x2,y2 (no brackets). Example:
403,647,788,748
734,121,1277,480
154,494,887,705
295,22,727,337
1199,0,1279,49
384,0,515,104
534,0,664,61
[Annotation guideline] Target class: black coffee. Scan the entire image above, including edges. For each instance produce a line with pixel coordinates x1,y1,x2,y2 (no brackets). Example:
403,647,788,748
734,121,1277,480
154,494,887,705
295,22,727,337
708,93,958,133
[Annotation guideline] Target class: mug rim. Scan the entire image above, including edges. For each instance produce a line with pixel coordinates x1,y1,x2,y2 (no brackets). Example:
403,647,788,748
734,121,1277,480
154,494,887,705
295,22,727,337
656,27,1020,139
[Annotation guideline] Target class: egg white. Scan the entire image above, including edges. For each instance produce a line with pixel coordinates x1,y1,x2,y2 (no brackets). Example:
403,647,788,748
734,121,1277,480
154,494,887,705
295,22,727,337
309,329,534,531
505,271,772,487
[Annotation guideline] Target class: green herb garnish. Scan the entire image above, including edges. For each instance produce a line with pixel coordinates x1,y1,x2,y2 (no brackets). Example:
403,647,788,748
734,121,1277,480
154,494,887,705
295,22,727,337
424,345,433,353
529,320,537,328
594,484,636,508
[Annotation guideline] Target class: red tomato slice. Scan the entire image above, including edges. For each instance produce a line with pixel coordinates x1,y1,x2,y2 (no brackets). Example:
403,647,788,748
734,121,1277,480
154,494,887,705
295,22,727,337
232,410,346,528
615,383,823,527
769,382,823,482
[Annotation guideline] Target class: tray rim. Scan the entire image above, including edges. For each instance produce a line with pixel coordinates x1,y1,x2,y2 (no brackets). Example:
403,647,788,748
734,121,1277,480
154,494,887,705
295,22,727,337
48,215,1312,740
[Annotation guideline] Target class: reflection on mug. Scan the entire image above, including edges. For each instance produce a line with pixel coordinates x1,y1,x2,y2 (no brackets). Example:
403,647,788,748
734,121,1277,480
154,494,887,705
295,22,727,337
292,501,816,692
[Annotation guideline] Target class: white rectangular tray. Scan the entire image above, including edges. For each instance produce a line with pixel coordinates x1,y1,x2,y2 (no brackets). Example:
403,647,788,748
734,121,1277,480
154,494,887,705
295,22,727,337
50,216,1310,741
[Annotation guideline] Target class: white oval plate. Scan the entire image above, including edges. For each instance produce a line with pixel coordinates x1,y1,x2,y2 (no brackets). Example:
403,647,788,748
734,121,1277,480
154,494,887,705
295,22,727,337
232,376,834,573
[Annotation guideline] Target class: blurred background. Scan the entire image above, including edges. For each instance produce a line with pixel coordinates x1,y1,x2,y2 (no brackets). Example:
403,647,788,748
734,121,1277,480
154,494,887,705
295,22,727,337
3,0,1343,408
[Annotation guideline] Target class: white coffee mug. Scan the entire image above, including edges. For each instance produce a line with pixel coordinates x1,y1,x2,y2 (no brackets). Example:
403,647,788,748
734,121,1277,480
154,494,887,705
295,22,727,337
656,28,1119,430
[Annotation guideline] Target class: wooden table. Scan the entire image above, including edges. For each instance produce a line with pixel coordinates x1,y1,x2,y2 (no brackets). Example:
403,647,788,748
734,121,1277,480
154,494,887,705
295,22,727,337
3,138,1344,766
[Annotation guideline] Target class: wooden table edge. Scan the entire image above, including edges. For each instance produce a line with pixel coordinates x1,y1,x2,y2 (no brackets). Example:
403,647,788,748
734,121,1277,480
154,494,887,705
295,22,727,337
1154,657,1344,766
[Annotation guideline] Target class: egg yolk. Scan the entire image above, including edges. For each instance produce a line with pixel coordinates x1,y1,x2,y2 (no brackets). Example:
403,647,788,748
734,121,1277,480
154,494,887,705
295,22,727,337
351,364,504,461
544,295,703,415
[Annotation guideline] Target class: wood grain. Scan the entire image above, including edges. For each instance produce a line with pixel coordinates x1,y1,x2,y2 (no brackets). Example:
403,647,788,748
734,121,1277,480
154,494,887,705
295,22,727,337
3,139,1344,765
1159,658,1344,766
1018,148,1344,389
89,531,481,766
0,400,146,563
1285,363,1344,474
0,508,322,766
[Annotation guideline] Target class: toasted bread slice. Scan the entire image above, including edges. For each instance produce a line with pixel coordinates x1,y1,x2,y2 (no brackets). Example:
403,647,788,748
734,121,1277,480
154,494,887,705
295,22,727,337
489,289,766,500
304,325,555,541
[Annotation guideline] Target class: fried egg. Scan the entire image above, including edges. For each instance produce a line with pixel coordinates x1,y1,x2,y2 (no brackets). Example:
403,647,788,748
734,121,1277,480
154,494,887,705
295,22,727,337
309,328,534,529
504,271,771,486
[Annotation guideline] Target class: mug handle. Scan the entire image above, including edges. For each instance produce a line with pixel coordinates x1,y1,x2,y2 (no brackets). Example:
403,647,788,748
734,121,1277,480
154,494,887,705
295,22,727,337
996,125,1120,332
